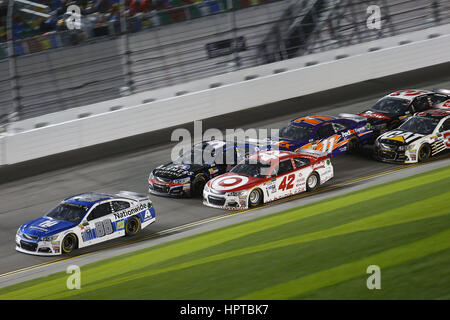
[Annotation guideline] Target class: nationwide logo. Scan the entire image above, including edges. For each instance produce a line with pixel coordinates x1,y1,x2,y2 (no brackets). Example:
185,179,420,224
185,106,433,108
113,203,147,220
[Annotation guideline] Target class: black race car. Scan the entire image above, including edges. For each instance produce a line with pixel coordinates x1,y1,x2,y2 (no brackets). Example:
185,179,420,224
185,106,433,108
359,89,449,138
148,140,261,197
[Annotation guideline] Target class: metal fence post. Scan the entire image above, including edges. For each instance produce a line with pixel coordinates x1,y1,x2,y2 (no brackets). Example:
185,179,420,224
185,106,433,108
6,0,22,126
229,0,241,70
120,0,134,95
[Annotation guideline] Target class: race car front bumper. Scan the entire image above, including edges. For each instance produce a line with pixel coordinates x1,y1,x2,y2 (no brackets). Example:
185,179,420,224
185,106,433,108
15,234,61,256
148,180,188,197
202,190,248,210
373,140,410,163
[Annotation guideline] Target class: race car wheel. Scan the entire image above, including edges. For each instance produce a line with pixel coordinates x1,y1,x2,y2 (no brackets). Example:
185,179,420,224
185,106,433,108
62,233,78,254
248,189,262,207
306,172,320,191
192,174,207,197
418,144,431,162
125,216,141,236
347,137,360,154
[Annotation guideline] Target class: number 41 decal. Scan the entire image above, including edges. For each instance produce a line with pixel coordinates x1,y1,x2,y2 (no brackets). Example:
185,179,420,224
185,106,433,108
279,174,295,191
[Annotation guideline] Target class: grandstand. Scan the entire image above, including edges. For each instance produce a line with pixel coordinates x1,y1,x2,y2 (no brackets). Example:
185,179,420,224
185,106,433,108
0,0,448,124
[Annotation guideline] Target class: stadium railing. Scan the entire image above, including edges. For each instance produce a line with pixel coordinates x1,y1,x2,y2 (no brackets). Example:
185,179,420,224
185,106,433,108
0,0,448,123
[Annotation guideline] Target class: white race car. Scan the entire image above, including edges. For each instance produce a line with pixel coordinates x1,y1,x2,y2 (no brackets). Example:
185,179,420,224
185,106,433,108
203,150,334,210
16,191,156,256
374,109,450,163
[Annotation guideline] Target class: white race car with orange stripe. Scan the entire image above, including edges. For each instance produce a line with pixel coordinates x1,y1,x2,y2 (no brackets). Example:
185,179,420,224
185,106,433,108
275,114,373,157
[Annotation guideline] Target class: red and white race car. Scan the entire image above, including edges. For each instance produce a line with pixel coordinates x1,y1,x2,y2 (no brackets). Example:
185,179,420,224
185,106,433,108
203,150,334,210
358,89,448,137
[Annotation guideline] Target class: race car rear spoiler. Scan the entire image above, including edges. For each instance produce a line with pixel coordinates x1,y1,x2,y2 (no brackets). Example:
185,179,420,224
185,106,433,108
295,149,329,159
338,113,368,122
117,191,150,202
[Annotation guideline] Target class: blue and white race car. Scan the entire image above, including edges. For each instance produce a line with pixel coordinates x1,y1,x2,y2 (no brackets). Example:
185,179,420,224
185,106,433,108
16,191,156,256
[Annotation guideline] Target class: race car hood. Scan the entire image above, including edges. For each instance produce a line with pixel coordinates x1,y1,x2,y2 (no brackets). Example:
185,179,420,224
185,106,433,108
153,162,205,180
274,138,308,151
207,172,265,193
359,110,394,123
378,130,425,146
20,216,78,238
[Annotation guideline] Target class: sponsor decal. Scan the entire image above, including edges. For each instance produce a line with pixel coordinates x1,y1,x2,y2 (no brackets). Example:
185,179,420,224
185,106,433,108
113,203,147,220
116,220,125,230
38,220,59,228
211,175,249,192
360,111,390,120
30,226,48,232
387,136,405,143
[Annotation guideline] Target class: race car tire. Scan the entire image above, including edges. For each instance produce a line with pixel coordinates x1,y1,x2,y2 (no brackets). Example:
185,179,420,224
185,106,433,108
248,188,263,208
62,233,78,254
418,144,431,162
125,216,141,236
306,172,320,191
192,174,207,197
347,137,360,154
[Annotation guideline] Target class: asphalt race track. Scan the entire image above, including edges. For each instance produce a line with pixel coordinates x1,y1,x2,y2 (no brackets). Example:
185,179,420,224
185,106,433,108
0,71,449,278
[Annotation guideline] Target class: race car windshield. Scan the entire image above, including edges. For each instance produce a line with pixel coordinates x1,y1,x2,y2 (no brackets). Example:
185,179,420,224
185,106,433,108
46,203,88,223
371,97,410,116
279,124,314,141
231,161,272,178
399,117,439,135
175,142,222,165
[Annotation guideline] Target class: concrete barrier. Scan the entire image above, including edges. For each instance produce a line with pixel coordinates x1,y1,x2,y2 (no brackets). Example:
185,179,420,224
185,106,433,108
1,24,449,165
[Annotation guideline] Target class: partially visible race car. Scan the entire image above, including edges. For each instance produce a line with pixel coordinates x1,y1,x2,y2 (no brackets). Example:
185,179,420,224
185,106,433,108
148,140,261,197
203,150,334,210
275,114,373,156
16,191,156,256
359,89,448,136
374,109,450,163
434,98,450,111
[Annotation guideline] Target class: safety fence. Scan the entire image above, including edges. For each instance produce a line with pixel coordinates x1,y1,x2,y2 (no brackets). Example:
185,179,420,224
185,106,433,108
0,0,449,123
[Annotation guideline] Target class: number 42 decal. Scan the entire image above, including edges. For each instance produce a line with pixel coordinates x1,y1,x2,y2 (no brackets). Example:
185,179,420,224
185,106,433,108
279,174,295,191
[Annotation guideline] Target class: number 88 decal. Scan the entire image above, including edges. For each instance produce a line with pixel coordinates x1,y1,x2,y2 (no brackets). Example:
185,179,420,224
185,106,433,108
95,219,113,237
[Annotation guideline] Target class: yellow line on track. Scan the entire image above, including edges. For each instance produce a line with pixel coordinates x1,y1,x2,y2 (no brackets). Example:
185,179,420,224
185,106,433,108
0,154,448,279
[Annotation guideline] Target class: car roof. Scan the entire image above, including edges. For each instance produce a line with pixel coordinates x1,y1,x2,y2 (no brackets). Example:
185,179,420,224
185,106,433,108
202,140,258,150
290,115,336,127
384,89,433,101
64,192,115,208
416,109,450,120
247,150,307,164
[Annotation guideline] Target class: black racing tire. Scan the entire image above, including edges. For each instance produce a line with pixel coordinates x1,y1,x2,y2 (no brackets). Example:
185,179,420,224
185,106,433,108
192,174,207,197
347,136,360,154
248,188,263,208
306,172,320,191
418,144,431,162
125,216,141,236
62,233,78,254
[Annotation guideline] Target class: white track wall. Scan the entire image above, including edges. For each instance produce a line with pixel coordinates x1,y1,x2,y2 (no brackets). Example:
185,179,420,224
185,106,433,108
0,26,449,165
